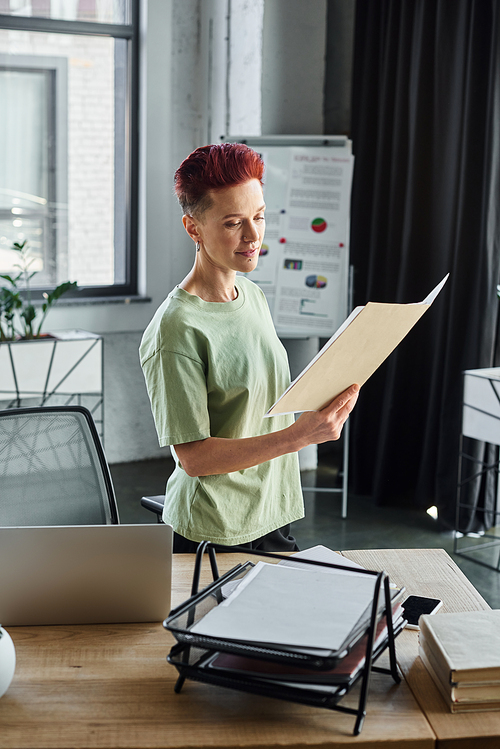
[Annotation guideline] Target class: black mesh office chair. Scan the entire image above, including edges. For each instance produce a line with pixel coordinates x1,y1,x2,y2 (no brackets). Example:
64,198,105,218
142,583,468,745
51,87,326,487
0,405,119,525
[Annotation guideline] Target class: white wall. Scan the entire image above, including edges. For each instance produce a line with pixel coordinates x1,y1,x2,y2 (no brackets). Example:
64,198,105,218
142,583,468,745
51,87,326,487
43,0,330,465
262,0,327,135
262,0,328,469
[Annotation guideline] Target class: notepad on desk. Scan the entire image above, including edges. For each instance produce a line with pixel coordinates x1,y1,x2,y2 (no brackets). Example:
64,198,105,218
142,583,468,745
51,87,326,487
266,274,449,416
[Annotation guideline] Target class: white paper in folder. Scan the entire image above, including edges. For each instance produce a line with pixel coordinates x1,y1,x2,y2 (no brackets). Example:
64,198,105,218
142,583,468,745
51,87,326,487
266,274,449,416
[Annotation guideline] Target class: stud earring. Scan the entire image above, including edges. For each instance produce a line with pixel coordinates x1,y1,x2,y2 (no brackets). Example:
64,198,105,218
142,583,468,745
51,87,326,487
196,241,200,252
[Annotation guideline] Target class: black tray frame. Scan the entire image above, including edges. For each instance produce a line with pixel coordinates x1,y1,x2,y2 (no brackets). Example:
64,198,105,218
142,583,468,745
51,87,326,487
164,541,402,735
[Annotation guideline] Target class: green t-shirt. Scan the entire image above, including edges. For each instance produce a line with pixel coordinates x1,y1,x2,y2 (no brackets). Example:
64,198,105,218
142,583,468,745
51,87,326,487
139,276,303,544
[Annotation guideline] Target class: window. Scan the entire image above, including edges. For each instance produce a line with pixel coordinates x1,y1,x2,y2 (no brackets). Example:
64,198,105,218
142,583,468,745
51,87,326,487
0,0,139,298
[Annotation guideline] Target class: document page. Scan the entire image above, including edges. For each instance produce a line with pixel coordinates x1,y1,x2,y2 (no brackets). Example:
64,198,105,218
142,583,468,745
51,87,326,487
266,274,449,416
221,546,365,601
190,561,377,652
278,545,366,575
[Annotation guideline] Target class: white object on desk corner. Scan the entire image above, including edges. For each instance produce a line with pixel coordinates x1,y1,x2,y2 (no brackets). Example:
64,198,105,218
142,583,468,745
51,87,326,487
0,626,16,698
280,545,366,571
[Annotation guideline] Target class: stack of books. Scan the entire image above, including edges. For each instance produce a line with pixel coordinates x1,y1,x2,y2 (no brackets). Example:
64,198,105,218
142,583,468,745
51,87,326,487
419,610,500,712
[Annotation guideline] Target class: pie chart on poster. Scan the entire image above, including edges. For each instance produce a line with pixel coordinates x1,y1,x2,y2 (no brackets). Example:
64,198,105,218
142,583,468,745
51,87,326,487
311,217,327,233
259,244,269,256
305,275,327,289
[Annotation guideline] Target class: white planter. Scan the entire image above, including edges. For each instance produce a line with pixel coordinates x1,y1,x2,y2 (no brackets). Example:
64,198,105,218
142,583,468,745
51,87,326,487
0,329,102,398
0,626,16,698
0,329,104,435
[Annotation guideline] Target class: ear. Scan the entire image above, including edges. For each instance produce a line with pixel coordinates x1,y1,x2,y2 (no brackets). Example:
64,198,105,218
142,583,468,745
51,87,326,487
182,214,202,244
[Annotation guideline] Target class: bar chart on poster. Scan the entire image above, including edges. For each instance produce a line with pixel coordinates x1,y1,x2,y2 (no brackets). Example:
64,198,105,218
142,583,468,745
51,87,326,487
223,136,354,338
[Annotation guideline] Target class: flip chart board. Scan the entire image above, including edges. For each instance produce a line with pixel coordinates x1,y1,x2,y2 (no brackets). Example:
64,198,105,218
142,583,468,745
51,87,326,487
223,136,354,338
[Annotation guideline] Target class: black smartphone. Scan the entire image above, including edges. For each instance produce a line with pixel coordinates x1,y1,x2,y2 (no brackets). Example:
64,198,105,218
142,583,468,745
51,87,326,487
401,595,443,630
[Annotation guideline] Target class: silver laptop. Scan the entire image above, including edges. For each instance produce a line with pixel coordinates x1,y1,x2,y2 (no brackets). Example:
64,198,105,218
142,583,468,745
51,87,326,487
0,524,173,625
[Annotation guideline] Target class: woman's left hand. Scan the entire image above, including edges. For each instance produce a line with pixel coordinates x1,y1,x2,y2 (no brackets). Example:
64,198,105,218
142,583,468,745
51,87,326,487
290,384,360,447
174,384,359,477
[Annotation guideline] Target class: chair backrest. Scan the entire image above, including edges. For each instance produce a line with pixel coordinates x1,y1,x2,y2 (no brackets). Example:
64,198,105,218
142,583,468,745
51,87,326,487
0,406,119,525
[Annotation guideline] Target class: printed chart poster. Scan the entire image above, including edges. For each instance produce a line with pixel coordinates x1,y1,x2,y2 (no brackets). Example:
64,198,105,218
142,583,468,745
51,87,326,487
274,148,354,336
249,208,281,311
247,152,288,314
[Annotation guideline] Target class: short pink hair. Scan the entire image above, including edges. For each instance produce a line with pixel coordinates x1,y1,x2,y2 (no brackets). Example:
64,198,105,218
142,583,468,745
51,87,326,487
174,143,264,216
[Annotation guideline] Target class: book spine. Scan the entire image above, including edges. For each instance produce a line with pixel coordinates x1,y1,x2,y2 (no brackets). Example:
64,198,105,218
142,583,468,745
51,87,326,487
419,620,455,681
420,642,500,702
420,639,450,686
419,646,456,712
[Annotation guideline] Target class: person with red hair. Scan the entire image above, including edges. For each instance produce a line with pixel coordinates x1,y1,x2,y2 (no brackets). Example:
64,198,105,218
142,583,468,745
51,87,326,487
140,143,358,552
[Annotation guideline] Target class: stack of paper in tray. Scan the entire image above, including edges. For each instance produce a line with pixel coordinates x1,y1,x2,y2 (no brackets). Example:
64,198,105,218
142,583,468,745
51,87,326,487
187,546,406,686
418,610,500,712
164,543,408,738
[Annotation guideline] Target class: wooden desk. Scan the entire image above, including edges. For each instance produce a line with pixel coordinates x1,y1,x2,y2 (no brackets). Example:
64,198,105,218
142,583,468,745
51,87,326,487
342,549,498,749
0,548,490,749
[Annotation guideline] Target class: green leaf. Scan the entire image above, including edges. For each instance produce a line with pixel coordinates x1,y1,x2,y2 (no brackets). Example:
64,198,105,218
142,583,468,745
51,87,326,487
1,289,22,308
34,281,77,337
21,305,37,325
0,274,20,285
45,280,78,305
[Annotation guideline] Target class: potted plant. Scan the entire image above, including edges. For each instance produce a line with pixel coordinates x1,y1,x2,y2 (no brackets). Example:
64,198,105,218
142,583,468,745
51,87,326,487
0,241,103,426
0,240,77,342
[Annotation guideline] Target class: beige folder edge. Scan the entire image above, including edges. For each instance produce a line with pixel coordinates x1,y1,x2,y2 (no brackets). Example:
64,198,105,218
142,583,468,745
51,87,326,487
266,274,449,416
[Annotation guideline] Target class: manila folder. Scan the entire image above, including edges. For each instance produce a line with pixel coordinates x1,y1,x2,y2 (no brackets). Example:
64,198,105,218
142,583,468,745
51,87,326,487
266,275,448,416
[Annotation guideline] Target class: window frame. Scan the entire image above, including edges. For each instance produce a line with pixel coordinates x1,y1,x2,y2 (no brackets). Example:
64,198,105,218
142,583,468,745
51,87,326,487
0,4,140,301
0,54,68,287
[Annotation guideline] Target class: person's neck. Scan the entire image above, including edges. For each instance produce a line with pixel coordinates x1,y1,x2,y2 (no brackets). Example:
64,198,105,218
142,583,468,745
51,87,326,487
179,265,238,303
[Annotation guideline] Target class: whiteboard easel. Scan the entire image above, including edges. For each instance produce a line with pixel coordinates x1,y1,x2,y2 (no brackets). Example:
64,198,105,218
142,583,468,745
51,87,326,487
224,135,353,517
223,135,352,339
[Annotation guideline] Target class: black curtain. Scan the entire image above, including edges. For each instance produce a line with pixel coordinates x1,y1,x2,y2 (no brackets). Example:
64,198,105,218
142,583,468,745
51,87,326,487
349,0,500,527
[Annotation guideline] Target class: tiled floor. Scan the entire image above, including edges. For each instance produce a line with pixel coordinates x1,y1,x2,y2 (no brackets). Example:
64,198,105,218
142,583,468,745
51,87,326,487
109,456,500,609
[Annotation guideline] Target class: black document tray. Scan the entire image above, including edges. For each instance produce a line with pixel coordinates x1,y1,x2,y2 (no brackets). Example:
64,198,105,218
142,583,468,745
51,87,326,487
164,542,402,735
168,641,349,707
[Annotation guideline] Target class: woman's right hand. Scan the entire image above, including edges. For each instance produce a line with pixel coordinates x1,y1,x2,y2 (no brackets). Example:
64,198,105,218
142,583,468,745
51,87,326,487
290,384,360,448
